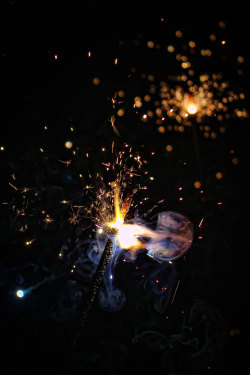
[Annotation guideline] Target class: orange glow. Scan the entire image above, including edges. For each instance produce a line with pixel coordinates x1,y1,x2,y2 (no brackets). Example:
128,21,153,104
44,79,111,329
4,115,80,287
182,94,199,116
107,185,153,251
187,103,198,115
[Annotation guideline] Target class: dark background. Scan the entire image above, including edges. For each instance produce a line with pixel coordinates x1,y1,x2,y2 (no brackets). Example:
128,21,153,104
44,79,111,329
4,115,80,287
0,1,249,374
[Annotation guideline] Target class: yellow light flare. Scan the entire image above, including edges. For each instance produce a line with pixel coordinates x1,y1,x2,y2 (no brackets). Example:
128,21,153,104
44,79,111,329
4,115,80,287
108,185,124,229
181,93,199,116
25,239,35,246
107,185,151,251
187,103,198,115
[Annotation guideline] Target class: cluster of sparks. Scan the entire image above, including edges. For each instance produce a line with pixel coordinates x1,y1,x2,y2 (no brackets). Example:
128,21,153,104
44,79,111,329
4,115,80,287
132,71,247,136
107,20,248,140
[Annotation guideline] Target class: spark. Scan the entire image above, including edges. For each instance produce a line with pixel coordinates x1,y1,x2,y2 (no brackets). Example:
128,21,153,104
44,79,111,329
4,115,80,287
25,239,35,246
43,216,54,224
198,218,204,228
110,115,120,136
59,160,71,166
9,182,18,191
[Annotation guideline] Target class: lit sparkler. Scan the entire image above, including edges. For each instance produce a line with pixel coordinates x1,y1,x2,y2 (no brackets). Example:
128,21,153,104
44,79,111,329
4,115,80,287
106,183,193,260
128,24,248,139
78,180,193,329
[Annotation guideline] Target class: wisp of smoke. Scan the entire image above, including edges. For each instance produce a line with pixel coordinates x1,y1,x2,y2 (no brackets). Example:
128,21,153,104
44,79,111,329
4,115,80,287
86,211,193,312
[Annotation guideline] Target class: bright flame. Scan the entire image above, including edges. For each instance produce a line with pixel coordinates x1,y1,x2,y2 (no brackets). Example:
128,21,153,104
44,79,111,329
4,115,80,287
108,185,149,250
107,185,193,259
183,94,198,115
187,103,198,115
116,224,145,250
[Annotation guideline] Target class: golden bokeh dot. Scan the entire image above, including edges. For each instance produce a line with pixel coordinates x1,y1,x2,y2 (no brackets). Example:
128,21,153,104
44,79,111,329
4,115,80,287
148,74,155,81
189,41,196,48
92,77,100,85
232,157,239,165
194,181,201,189
147,40,154,48
65,141,73,149
157,126,165,133
166,144,173,152
117,109,125,117
211,132,217,139
167,45,175,52
134,96,142,108
216,172,223,180
175,30,183,38
118,90,125,97
219,21,226,28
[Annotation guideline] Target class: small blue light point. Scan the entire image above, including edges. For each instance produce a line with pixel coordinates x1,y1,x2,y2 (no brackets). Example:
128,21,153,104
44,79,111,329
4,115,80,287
16,289,25,298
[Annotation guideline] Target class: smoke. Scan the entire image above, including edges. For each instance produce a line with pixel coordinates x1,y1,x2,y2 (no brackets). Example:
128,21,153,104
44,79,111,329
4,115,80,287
147,211,193,262
85,211,193,312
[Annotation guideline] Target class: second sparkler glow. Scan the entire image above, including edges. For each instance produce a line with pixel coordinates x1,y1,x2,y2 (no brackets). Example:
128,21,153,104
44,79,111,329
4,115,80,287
185,94,198,115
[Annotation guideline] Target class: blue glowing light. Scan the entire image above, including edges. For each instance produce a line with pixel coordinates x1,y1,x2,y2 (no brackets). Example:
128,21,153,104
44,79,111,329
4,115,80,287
16,289,25,298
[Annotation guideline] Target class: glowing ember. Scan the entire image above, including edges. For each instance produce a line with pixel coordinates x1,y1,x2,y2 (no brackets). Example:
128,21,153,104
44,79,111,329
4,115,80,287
107,184,146,250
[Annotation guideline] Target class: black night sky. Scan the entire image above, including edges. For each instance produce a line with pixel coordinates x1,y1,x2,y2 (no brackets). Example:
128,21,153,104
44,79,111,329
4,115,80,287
1,1,250,374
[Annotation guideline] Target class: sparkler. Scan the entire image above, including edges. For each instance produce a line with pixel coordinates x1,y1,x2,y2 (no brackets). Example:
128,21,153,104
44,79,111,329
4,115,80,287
107,184,193,261
77,185,135,330
1,13,247,372
130,26,248,142
77,180,193,335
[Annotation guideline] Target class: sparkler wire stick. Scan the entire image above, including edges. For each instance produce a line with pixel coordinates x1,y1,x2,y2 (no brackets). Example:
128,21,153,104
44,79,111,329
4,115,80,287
75,188,135,343
77,235,115,334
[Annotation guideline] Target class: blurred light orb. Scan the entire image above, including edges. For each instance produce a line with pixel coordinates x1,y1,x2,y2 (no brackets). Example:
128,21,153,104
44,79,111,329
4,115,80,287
166,144,173,152
194,180,201,189
65,141,73,149
187,103,198,115
16,289,24,298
